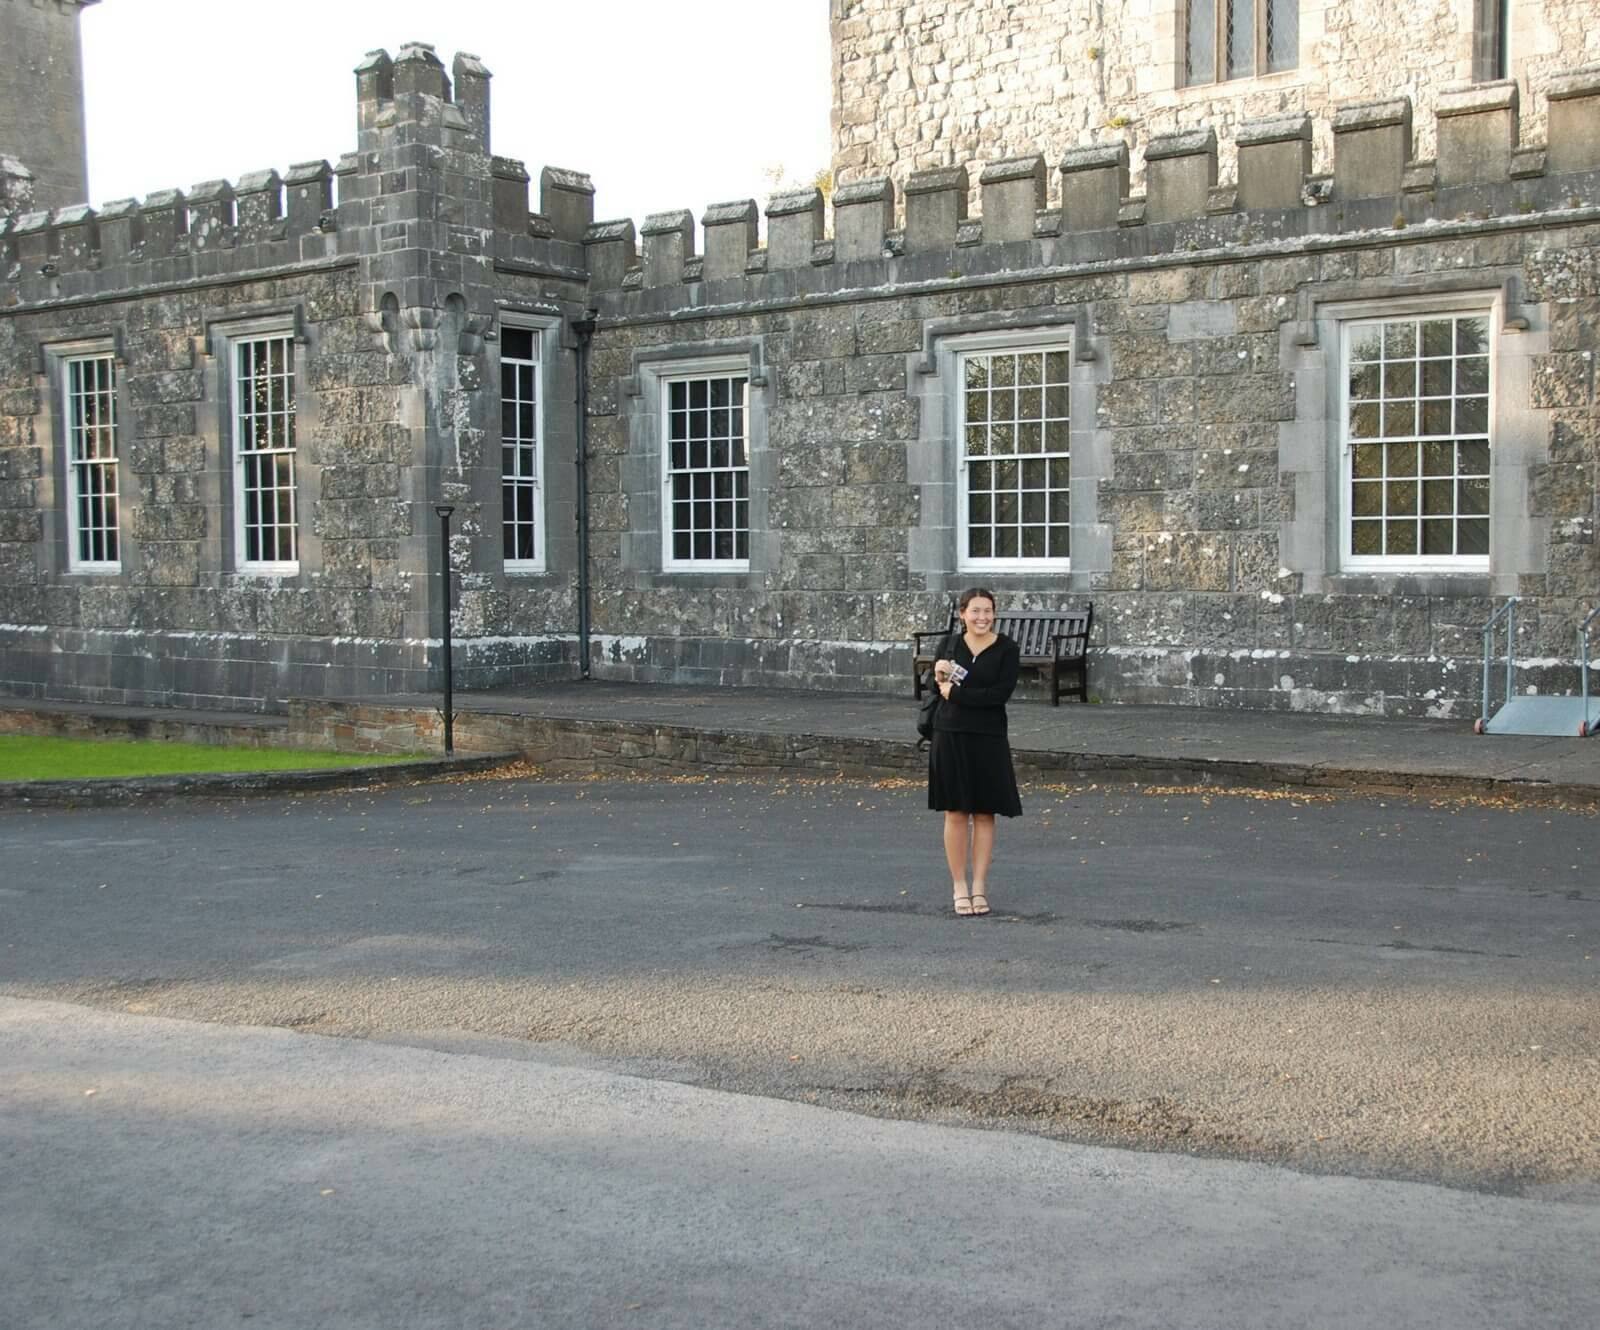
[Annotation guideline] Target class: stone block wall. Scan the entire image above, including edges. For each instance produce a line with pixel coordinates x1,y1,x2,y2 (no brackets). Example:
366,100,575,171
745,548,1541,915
4,35,1600,720
583,73,1600,716
830,0,1600,213
0,43,591,711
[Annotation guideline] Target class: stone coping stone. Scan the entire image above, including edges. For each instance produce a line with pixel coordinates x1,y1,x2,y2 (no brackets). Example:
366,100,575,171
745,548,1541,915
980,154,1046,184
542,166,594,195
766,188,823,216
583,219,635,243
1236,113,1312,146
1145,128,1216,160
490,156,530,181
641,209,693,234
1060,142,1128,173
1333,98,1412,133
904,165,968,194
286,160,333,184
1548,64,1600,101
702,199,758,225
1437,81,1518,116
832,177,894,205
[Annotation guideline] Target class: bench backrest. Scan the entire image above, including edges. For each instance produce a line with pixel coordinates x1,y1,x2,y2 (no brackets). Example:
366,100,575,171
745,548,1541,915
995,609,1092,657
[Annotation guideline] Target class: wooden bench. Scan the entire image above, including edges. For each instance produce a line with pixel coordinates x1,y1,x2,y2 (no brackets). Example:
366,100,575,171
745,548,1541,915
912,603,1093,706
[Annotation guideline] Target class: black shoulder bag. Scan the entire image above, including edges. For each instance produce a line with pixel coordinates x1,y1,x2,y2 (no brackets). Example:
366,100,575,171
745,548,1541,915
916,635,952,743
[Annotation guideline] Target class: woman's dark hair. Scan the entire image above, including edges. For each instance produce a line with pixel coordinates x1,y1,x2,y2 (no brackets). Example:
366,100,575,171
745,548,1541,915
957,587,997,615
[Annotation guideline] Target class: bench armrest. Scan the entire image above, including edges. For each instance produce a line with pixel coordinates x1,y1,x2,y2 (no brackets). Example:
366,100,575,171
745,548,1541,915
911,630,952,652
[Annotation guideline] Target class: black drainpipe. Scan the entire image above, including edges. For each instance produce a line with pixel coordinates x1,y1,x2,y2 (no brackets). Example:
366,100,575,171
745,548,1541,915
569,308,598,679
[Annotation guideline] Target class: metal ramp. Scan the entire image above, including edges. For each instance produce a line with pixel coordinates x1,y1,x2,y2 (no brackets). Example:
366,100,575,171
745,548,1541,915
1475,600,1600,736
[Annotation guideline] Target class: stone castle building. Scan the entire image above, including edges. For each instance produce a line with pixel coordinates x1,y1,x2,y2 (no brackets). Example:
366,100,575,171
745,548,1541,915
0,6,1598,720
0,0,97,217
832,0,1598,204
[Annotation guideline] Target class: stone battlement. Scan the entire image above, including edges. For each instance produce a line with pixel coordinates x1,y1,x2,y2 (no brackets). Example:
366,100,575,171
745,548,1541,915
586,67,1600,296
0,43,595,304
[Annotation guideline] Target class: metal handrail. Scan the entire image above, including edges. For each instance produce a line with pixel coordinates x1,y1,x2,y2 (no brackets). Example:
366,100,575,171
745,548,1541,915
1480,597,1519,726
1582,605,1600,730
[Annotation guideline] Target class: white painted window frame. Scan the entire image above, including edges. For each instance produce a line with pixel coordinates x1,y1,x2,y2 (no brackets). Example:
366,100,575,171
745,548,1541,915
500,316,554,574
946,327,1074,575
59,347,121,573
658,355,751,573
1336,293,1498,576
224,320,300,575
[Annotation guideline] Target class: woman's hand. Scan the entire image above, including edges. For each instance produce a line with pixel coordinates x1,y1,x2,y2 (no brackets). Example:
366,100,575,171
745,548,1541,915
933,659,954,682
938,678,955,700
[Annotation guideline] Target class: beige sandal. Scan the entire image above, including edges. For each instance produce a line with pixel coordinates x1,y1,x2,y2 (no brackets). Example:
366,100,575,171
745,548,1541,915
970,892,991,917
954,890,975,918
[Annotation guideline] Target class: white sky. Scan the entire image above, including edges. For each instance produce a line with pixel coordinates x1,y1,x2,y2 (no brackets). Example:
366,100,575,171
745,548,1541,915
80,1,833,228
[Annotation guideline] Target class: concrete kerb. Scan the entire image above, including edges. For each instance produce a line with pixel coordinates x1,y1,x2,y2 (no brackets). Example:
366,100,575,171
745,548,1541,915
0,752,518,809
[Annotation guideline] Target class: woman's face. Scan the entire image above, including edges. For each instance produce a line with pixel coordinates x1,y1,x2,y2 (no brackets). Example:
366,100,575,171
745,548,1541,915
962,596,996,632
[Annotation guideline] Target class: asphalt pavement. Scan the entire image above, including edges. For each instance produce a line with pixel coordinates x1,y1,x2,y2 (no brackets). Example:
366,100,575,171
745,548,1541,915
5,996,1598,1330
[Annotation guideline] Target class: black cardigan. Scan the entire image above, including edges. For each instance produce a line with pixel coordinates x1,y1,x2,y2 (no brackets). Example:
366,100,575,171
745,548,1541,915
933,633,1021,735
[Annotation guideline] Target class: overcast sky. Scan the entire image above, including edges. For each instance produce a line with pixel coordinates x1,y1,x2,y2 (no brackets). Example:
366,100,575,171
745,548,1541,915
80,1,833,228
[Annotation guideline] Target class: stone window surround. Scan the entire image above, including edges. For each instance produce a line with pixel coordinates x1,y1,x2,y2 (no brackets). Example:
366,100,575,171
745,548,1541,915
909,311,1111,594
201,309,318,582
1280,278,1548,598
618,340,774,589
40,335,130,580
499,312,559,576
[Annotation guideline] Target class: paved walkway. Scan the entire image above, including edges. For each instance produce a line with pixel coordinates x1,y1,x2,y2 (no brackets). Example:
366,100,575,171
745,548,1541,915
379,681,1600,800
7,684,1600,801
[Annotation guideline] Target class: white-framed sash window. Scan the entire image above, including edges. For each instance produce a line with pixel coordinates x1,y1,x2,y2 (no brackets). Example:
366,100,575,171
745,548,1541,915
501,324,545,571
63,353,121,571
1340,309,1493,572
231,333,299,572
662,369,750,570
957,344,1072,571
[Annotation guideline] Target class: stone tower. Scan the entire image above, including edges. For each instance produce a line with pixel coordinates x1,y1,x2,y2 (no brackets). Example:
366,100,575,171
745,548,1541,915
0,0,99,211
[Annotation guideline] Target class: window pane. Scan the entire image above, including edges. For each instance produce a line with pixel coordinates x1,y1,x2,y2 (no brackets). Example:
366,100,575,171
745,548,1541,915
1457,397,1488,434
1383,402,1416,436
1386,520,1417,554
1352,520,1381,555
1227,0,1256,78
1187,0,1217,83
1458,519,1489,554
1351,481,1381,517
1422,479,1454,515
1387,440,1418,476
1456,357,1488,395
1383,322,1416,357
1422,441,1453,475
1387,479,1418,515
1421,519,1454,555
1352,444,1382,478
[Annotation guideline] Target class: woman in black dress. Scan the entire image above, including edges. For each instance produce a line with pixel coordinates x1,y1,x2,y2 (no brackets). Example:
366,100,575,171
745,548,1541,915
929,587,1022,917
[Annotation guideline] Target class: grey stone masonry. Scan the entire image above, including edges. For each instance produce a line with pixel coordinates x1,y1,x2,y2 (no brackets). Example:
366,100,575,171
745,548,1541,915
7,45,1600,720
575,82,1600,717
0,42,590,712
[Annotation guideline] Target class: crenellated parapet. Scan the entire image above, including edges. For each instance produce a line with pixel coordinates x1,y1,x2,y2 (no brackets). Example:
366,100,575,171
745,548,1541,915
0,42,596,304
587,68,1600,298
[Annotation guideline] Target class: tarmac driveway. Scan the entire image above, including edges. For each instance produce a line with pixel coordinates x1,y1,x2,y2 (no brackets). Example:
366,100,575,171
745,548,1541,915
2,770,1596,1194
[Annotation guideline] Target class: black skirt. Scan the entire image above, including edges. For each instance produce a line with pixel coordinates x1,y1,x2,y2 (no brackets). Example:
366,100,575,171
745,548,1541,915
928,729,1022,817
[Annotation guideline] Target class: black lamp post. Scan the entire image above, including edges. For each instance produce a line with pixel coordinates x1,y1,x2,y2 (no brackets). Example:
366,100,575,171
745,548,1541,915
435,504,455,755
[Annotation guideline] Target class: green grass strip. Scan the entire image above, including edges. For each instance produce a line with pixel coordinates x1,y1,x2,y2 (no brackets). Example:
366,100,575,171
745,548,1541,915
0,735,417,781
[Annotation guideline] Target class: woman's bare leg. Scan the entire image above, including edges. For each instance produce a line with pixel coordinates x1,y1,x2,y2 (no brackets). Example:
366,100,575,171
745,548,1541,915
970,814,996,913
943,812,972,899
